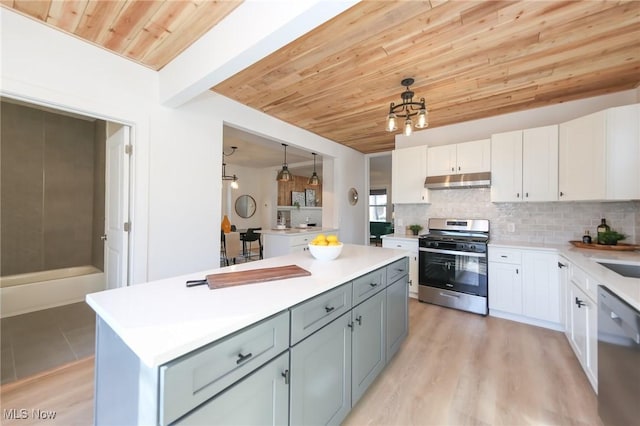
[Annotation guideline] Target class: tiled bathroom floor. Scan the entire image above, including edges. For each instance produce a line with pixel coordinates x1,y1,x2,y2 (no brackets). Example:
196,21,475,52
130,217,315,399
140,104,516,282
1,302,95,385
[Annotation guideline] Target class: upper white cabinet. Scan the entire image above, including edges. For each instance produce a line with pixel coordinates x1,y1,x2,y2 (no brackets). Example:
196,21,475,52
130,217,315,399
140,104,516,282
427,139,490,176
392,145,429,204
559,103,640,201
491,125,558,202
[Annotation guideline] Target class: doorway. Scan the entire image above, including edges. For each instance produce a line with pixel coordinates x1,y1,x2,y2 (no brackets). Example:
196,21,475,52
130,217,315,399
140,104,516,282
0,98,131,316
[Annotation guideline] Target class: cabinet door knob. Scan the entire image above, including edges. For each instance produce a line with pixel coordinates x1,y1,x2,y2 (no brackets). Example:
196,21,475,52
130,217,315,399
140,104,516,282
355,315,362,326
560,191,564,197
451,167,455,172
558,262,567,268
516,193,520,198
525,192,529,198
369,282,378,287
575,297,586,308
281,369,290,385
324,306,335,313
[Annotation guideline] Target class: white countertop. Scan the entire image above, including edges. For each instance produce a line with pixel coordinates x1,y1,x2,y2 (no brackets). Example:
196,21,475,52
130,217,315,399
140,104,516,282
259,227,338,236
381,233,420,242
86,244,408,368
489,241,640,311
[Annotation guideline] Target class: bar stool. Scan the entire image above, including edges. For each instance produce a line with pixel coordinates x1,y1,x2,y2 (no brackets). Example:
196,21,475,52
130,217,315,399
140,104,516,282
242,228,263,261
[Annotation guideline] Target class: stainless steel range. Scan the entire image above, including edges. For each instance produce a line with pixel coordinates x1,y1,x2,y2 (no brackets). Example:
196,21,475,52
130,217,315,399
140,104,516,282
418,218,489,315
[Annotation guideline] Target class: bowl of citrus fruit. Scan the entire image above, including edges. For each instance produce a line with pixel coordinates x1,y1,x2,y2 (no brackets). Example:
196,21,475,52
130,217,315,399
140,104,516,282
308,234,343,261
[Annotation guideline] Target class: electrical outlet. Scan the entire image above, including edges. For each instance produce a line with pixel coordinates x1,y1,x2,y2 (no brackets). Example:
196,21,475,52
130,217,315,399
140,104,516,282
397,218,403,226
507,222,515,233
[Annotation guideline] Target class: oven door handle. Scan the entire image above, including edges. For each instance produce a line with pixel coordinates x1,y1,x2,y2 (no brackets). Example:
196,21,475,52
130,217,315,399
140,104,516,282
419,247,486,258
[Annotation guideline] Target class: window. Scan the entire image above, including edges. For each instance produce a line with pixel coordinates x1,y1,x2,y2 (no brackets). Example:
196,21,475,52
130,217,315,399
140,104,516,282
369,189,387,222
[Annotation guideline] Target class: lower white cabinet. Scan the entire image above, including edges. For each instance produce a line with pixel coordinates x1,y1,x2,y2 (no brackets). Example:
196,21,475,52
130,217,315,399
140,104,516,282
262,229,339,258
488,246,561,330
565,262,598,392
176,351,290,425
382,236,418,298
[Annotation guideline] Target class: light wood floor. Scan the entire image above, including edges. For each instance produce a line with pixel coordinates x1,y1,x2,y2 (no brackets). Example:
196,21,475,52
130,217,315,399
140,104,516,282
345,299,600,426
0,300,600,425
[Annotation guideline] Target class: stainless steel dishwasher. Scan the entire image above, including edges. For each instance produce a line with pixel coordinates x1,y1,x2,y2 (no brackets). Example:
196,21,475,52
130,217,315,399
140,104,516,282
597,286,640,426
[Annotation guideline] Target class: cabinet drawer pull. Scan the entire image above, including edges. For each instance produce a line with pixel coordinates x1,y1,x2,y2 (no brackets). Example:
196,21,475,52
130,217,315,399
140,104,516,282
575,297,586,308
236,352,253,364
281,369,290,385
558,262,567,268
500,255,507,258
369,282,378,287
355,315,362,326
516,193,520,198
325,306,335,313
347,321,354,329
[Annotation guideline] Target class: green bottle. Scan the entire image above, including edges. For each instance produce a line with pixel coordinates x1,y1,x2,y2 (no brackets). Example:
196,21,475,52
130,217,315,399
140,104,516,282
597,218,610,244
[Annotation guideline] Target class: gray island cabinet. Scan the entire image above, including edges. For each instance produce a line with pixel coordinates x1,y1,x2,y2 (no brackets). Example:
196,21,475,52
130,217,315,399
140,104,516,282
87,245,409,426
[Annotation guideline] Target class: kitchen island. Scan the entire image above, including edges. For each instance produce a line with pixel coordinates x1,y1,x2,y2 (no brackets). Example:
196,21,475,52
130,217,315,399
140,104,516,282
260,226,339,258
87,244,409,425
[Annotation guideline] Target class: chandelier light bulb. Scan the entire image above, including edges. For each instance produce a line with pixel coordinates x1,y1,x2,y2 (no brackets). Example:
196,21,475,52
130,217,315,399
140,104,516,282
386,112,397,132
404,118,413,136
416,108,428,129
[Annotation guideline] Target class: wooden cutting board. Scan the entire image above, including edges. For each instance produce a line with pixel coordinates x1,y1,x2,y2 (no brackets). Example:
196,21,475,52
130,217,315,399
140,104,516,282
205,264,311,289
570,241,640,251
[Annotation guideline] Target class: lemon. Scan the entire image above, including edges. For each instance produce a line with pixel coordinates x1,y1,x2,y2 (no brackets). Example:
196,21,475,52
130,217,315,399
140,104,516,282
328,241,340,246
315,234,327,242
316,240,329,246
327,235,339,243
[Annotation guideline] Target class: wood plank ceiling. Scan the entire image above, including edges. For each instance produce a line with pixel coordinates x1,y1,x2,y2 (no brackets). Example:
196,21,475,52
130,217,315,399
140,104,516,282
3,1,639,154
0,0,243,70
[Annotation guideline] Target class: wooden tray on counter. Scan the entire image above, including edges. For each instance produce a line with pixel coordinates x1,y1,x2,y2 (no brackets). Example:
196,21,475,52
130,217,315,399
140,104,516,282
569,241,640,251
204,264,311,289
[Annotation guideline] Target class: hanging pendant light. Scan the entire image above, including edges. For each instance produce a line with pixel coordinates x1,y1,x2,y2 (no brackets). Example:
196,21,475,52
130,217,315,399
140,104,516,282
276,143,292,182
385,78,428,136
308,153,320,185
222,146,239,188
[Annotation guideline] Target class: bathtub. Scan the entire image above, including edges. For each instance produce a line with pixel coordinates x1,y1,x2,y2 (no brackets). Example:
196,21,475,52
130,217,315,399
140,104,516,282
0,266,105,318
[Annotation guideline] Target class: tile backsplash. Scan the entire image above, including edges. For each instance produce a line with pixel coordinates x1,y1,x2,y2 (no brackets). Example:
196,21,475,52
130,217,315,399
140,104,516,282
394,188,639,244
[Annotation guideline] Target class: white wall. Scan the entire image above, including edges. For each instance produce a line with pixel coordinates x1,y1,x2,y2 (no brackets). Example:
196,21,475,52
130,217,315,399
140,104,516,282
1,7,154,285
1,8,367,283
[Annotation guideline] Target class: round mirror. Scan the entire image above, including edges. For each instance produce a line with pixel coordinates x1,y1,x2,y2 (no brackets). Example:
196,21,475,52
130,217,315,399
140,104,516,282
348,188,359,205
235,195,257,218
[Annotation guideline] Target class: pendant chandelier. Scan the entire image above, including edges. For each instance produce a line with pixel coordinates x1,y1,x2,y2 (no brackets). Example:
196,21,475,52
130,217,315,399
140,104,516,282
308,152,320,186
276,143,292,182
386,78,428,136
222,146,239,189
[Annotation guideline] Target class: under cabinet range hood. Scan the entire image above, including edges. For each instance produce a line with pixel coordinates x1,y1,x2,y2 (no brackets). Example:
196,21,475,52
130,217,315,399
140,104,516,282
424,172,491,189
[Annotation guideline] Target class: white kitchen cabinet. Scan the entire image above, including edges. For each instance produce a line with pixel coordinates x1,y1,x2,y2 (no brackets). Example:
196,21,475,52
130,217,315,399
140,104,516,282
488,259,522,315
427,139,490,176
557,256,570,335
567,280,598,392
382,236,418,298
488,246,561,330
491,125,558,202
522,251,560,324
392,145,429,204
262,229,339,258
559,103,640,201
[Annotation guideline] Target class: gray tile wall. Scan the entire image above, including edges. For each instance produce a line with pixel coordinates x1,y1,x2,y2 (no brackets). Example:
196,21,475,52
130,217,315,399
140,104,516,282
394,188,639,244
92,121,106,271
1,101,102,276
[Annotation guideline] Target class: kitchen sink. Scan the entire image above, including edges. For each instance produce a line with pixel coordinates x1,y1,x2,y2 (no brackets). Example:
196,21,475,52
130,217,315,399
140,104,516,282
597,261,640,279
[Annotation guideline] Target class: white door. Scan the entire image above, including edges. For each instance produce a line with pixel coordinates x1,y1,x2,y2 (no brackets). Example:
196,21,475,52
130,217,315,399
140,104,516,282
105,126,131,289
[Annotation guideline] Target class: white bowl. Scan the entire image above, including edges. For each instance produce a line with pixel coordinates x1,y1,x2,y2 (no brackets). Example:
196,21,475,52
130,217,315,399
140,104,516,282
308,242,343,261
276,225,286,230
